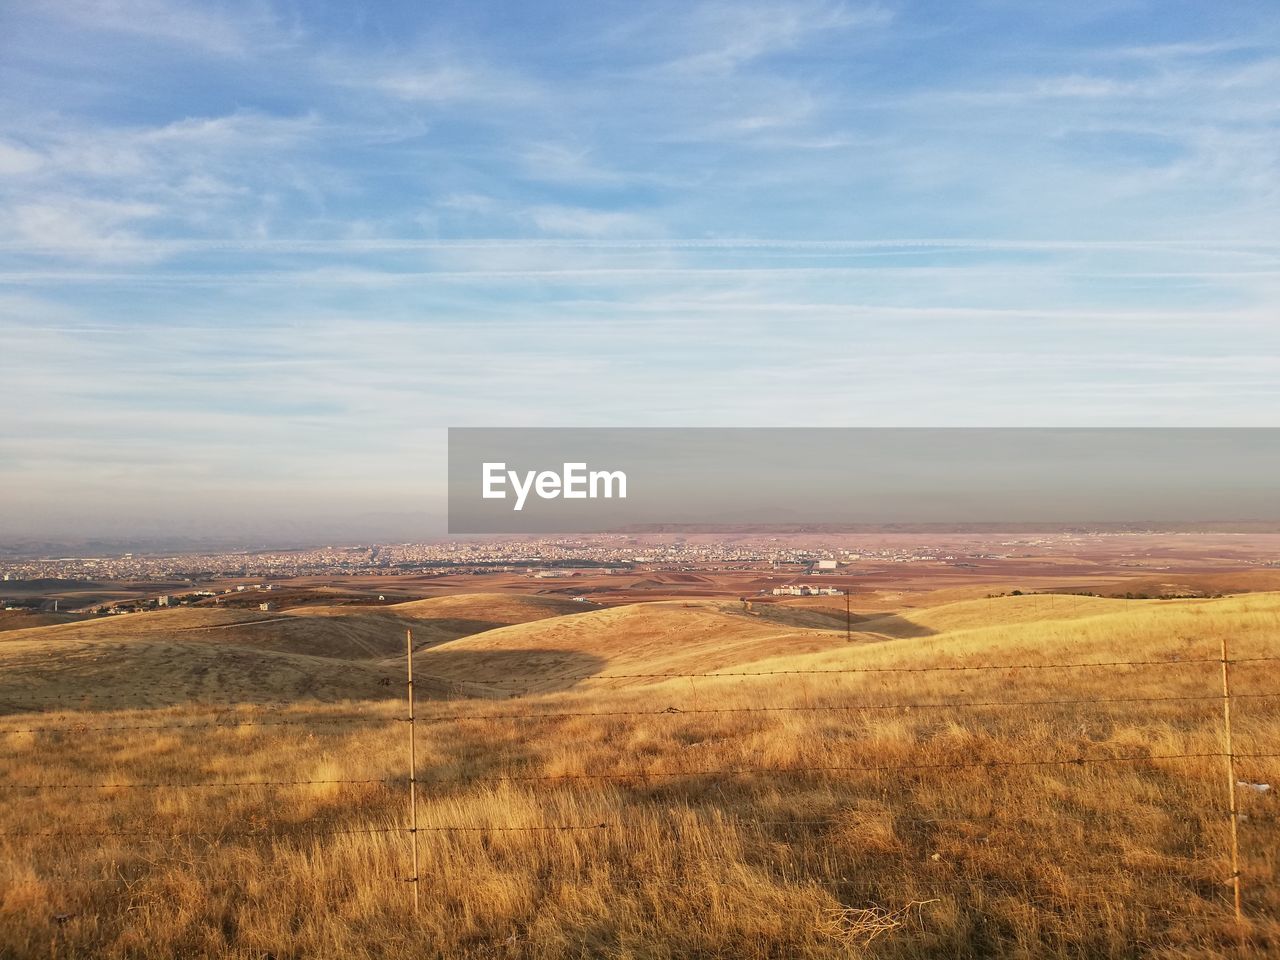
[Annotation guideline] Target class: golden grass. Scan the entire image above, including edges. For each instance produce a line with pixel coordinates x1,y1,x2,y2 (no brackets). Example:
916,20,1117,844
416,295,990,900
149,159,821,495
0,593,596,710
0,593,1277,958
388,592,595,622
415,600,848,693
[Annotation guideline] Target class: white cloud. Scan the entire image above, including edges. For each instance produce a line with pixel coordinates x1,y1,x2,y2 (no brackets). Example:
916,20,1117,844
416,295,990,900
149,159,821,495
39,0,258,55
528,205,661,237
660,1,892,76
10,199,165,262
139,111,319,148
921,56,1280,110
1099,40,1272,61
925,74,1136,106
0,109,328,260
519,142,632,185
0,141,43,175
38,110,319,180
356,62,541,107
436,192,499,213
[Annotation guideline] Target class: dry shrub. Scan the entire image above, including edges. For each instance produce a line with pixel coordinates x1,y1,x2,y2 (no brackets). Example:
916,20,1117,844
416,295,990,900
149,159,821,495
817,899,939,949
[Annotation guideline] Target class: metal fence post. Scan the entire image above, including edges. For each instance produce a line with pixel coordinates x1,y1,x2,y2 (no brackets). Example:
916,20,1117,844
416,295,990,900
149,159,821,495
406,628,420,916
1220,633,1242,928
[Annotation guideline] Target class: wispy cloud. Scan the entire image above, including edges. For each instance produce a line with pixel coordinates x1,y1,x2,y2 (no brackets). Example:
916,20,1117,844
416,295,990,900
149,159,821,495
352,62,543,107
28,110,319,181
1097,39,1277,61
35,0,281,56
9,198,167,263
657,1,892,76
519,142,632,185
0,109,325,258
0,140,43,176
527,205,662,237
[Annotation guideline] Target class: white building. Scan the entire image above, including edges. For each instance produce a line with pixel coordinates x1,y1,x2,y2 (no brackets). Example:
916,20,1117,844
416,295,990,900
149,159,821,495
772,584,844,597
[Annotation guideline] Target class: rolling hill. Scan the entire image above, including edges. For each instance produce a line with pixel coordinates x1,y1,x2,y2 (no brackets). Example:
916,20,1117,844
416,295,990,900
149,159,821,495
7,590,1277,712
0,593,600,712
411,599,857,692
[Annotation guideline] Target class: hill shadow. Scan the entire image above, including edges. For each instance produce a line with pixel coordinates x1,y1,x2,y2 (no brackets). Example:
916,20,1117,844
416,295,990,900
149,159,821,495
413,648,610,696
738,604,937,639
0,646,610,716
408,618,519,648
850,613,937,639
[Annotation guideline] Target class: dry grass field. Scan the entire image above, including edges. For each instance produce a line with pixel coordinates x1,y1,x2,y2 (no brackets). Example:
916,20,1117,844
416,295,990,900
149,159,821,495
1,591,1277,958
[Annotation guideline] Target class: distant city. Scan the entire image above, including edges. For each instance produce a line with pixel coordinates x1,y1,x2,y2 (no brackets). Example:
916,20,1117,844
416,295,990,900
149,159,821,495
0,537,952,583
0,533,1119,584
6,529,1260,584
4,529,1277,617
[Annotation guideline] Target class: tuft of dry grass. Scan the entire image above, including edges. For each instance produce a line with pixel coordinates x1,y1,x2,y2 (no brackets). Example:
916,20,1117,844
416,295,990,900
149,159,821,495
0,592,1277,958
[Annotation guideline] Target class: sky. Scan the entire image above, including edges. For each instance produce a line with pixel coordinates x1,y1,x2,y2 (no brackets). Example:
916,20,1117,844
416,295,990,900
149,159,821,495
1,1,1279,542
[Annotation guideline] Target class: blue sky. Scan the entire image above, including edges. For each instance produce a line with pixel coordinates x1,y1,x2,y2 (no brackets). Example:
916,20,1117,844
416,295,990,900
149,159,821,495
2,1,1279,540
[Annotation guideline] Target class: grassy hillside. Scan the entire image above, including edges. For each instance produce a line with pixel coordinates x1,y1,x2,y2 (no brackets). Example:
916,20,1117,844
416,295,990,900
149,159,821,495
292,592,596,648
0,593,1277,958
389,592,593,622
0,611,88,633
413,600,859,693
0,595,595,712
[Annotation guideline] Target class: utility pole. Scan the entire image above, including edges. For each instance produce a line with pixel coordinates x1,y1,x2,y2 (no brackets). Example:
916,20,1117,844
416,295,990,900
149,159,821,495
845,590,851,642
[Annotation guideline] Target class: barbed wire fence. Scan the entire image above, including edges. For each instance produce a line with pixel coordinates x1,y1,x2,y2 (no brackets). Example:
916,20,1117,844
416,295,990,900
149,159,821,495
1,630,1277,934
